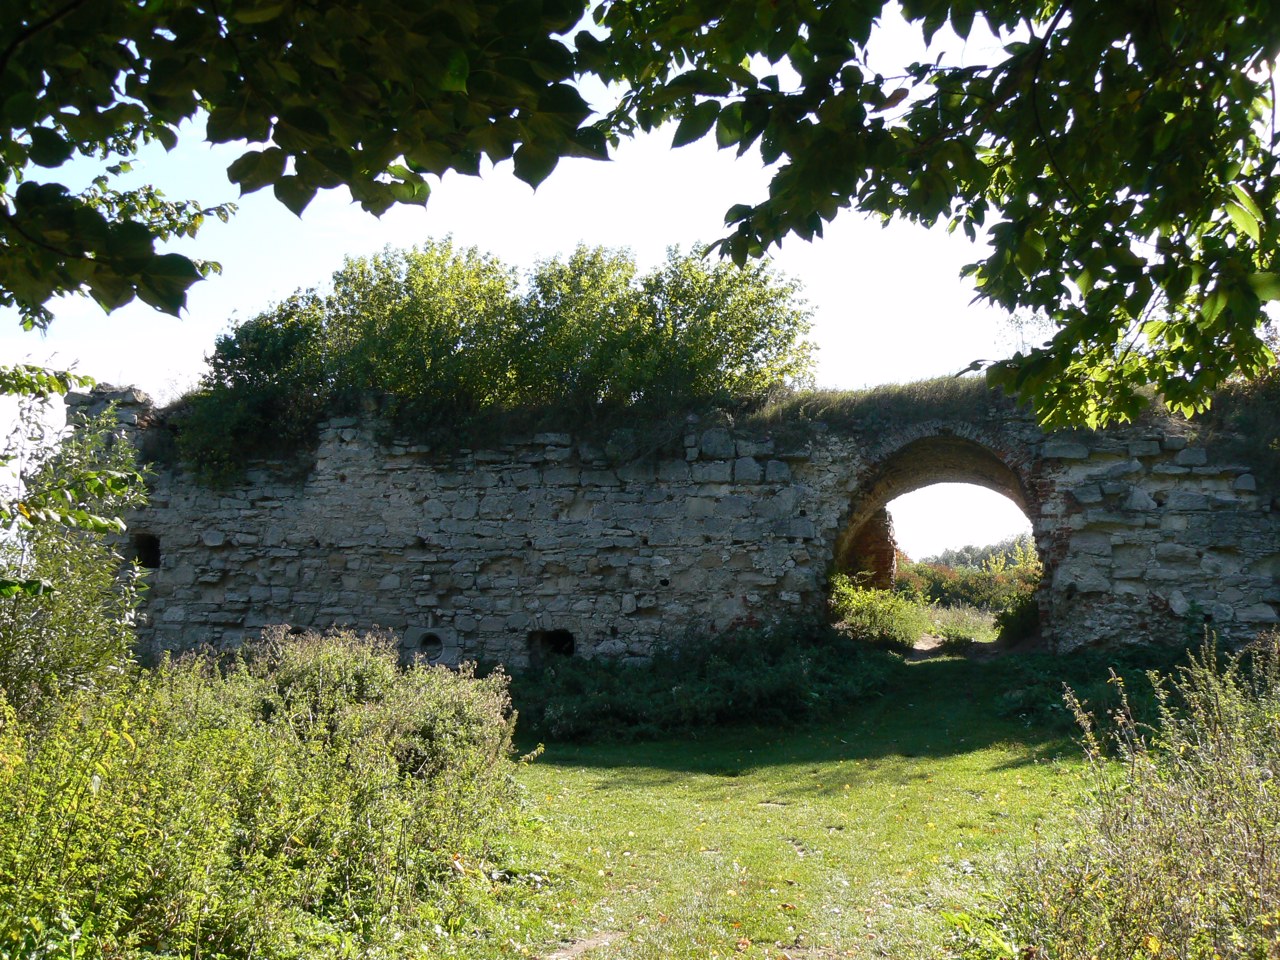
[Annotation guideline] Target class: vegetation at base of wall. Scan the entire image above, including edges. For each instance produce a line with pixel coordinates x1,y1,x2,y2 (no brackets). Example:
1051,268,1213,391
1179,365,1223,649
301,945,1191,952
0,404,148,721
950,638,1280,959
168,240,814,484
0,628,522,960
828,576,932,650
507,617,896,743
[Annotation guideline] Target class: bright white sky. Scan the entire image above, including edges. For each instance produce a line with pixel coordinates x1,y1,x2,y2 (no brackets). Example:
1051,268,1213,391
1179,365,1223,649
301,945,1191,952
0,8,1033,559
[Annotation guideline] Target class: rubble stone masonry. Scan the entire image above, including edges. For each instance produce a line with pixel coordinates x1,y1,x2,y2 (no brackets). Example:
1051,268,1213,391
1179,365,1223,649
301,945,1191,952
74,385,1280,666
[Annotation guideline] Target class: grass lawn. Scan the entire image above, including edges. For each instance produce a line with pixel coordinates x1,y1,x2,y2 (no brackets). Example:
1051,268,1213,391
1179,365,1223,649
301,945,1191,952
460,655,1087,960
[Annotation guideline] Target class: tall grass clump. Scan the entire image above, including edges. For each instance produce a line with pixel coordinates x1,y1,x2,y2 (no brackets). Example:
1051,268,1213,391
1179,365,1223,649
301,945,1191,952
509,617,895,742
0,629,520,959
952,637,1280,959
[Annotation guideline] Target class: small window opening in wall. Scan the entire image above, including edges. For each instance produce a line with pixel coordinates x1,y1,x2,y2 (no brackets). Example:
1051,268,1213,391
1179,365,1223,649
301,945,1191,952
528,629,575,668
132,533,161,569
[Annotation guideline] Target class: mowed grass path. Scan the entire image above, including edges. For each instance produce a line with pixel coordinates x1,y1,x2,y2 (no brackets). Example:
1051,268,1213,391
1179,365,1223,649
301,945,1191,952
481,656,1084,960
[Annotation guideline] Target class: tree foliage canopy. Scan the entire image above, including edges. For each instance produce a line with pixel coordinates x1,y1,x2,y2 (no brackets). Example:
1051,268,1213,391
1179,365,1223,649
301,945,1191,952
174,241,813,481
3,0,1279,424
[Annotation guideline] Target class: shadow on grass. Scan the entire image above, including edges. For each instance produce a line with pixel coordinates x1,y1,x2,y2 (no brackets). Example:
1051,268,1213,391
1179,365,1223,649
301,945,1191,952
517,643,1193,777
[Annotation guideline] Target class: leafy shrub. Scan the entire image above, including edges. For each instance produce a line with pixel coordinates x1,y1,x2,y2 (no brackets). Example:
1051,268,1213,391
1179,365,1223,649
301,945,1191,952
952,638,1280,959
895,560,1038,613
174,241,814,481
509,617,895,742
993,590,1039,645
830,575,930,649
0,629,520,959
0,402,147,719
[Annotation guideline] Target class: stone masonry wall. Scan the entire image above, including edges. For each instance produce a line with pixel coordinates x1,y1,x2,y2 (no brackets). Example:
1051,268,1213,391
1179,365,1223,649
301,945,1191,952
83,387,1280,665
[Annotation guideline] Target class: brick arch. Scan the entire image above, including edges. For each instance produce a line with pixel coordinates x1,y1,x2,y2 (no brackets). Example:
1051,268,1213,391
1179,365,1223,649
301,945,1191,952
832,431,1045,584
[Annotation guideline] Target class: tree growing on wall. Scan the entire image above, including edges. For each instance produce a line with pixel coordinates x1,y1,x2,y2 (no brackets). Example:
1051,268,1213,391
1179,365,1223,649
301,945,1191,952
174,240,814,481
2,0,1278,425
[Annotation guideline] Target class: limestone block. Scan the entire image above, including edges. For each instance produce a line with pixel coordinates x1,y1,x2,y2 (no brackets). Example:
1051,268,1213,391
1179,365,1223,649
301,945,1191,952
734,457,764,483
658,460,690,482
1128,440,1162,457
1071,483,1103,504
1235,603,1278,623
1072,532,1114,556
201,530,227,547
1161,435,1188,451
736,438,775,457
765,459,791,482
1167,491,1209,511
1235,474,1258,492
700,428,736,459
1041,440,1090,459
533,432,571,447
692,461,733,483
1174,447,1208,466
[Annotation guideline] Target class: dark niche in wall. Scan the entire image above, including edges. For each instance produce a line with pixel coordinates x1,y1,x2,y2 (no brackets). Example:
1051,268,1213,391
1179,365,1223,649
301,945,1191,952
528,629,575,668
132,533,161,569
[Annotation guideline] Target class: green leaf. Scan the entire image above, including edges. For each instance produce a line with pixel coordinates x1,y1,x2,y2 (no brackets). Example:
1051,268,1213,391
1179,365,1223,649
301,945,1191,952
273,176,317,216
672,101,720,147
227,147,287,193
715,103,744,149
441,50,470,93
0,577,54,598
1226,201,1260,242
1231,183,1264,221
28,127,74,167
513,142,559,188
233,2,288,24
1246,272,1280,302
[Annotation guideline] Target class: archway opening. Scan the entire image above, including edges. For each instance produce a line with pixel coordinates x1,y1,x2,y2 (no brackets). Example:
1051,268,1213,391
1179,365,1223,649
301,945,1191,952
831,436,1044,653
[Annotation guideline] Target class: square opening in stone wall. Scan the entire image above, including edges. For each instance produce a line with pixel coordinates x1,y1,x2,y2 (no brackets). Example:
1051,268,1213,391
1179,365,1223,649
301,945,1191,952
132,533,161,569
528,629,575,668
403,626,456,666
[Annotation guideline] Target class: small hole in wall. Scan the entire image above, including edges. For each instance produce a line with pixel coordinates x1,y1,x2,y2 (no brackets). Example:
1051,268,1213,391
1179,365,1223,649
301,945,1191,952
798,509,807,516
132,533,161,569
417,632,445,661
609,625,618,637
528,629,574,668
659,577,670,587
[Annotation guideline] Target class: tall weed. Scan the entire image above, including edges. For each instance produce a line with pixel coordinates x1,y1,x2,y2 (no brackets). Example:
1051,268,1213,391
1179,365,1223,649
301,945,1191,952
952,637,1280,959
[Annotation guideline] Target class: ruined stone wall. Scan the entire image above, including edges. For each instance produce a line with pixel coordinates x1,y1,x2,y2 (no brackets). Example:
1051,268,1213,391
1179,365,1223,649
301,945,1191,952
130,415,825,667
87,387,1280,665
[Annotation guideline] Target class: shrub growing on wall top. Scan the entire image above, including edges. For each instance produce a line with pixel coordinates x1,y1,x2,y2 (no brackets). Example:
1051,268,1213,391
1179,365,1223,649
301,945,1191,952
173,239,814,481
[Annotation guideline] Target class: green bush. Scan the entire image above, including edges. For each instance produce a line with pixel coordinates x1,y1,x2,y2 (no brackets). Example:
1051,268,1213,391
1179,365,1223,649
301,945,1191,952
829,575,931,649
993,590,1039,645
0,404,147,720
508,617,895,742
952,638,1280,959
174,241,814,481
0,628,520,959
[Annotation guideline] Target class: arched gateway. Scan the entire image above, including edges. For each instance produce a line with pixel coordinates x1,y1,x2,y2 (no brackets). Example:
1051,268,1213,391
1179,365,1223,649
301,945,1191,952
80,381,1280,667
